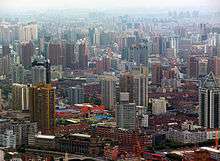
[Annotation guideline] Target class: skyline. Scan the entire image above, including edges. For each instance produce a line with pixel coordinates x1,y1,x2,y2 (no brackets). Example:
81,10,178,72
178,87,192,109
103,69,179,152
1,0,220,10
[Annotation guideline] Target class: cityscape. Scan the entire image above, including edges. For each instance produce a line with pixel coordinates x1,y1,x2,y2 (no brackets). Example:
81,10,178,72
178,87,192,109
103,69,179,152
0,0,220,160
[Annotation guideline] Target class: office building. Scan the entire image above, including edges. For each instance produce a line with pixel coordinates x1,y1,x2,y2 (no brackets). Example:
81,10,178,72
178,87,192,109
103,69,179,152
199,72,220,128
29,84,56,131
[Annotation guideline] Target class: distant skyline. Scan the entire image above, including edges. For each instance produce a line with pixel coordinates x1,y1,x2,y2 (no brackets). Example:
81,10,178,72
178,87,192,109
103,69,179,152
1,0,220,10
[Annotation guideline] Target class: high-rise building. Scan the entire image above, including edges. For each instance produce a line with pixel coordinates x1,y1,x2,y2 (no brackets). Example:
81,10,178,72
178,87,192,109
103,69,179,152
215,33,220,57
88,28,96,46
66,85,84,105
48,43,63,66
19,22,38,42
151,62,162,85
0,54,10,76
20,41,34,69
11,64,25,84
2,44,10,57
188,56,199,79
133,74,148,107
32,56,51,84
32,66,46,84
29,84,56,131
130,43,148,66
116,92,137,130
11,83,30,111
78,41,88,70
199,72,220,128
64,43,75,69
119,73,134,103
100,75,116,110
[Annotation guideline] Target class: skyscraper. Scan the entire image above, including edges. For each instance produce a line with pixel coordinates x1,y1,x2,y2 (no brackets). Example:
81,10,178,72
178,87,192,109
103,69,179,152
29,84,56,131
100,75,116,110
199,72,220,128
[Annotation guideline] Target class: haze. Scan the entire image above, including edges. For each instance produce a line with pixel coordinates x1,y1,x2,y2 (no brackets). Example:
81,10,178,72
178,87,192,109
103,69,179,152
1,0,220,10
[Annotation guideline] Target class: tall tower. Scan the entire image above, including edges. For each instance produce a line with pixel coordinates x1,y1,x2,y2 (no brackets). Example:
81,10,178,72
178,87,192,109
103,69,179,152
199,72,220,128
100,75,116,110
29,84,56,131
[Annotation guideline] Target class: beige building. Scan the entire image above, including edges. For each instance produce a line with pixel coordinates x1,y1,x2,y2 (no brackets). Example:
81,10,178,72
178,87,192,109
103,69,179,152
151,97,167,115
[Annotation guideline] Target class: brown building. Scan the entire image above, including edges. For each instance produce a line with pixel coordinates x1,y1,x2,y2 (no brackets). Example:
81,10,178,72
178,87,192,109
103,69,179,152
48,43,63,66
188,56,199,79
20,41,34,69
29,84,56,131
64,43,75,69
151,62,162,85
78,41,88,70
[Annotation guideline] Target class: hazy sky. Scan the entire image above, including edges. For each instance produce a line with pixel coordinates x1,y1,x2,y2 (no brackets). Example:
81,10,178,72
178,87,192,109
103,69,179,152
1,0,220,10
